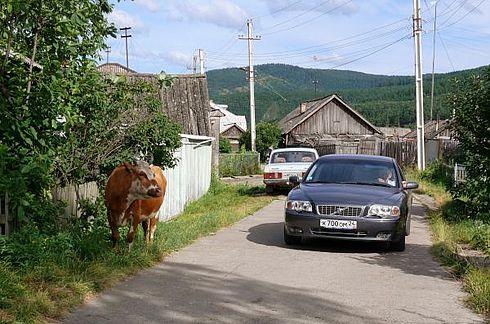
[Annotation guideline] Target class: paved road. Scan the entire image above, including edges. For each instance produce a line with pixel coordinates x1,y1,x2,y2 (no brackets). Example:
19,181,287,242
65,199,483,323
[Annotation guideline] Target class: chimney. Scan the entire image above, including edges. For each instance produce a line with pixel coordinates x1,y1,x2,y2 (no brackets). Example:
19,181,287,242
300,103,307,114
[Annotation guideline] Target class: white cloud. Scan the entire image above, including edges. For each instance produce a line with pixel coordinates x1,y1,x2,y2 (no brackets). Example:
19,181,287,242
160,50,194,66
168,0,248,30
264,0,359,16
133,0,160,12
108,9,145,31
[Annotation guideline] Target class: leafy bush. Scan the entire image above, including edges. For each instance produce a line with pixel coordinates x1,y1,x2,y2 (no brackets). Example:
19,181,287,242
240,122,282,162
219,152,261,176
448,67,490,219
421,160,453,188
219,137,232,153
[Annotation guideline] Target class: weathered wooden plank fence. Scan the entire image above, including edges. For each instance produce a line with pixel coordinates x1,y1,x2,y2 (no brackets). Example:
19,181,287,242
379,141,417,167
53,182,99,218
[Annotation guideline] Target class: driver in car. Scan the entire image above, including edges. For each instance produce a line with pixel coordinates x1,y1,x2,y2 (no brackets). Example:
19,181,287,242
377,169,396,186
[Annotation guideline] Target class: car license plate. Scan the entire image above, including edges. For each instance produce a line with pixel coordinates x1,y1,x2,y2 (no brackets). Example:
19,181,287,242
320,219,357,230
285,172,300,179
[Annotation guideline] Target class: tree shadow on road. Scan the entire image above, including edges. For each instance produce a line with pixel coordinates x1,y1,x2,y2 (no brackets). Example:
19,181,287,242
65,262,384,324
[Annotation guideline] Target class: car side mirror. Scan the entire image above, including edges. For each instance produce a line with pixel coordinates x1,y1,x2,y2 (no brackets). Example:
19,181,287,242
289,175,300,184
402,181,418,190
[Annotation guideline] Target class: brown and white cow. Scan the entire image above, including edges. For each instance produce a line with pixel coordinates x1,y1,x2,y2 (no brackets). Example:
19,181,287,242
105,161,167,249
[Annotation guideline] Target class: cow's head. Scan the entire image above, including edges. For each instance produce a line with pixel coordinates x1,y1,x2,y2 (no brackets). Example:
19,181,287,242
124,161,162,199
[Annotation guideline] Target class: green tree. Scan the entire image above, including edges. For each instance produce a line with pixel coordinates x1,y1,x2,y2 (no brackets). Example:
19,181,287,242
0,0,181,229
448,67,490,219
240,122,282,161
219,137,232,153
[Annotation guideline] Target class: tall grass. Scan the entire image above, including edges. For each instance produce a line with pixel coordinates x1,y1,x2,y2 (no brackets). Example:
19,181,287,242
407,167,489,318
0,182,273,322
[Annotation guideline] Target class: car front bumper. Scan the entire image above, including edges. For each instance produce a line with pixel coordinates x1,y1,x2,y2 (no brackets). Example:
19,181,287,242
264,179,297,186
285,210,405,242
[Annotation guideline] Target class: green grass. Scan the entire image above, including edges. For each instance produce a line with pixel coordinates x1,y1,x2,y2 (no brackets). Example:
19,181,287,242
0,182,273,323
406,168,490,318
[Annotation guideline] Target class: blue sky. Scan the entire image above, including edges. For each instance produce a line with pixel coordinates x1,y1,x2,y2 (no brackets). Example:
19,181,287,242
103,0,490,75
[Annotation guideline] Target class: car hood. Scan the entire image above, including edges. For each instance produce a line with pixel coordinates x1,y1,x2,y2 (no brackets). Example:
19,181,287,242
290,183,403,206
264,163,312,172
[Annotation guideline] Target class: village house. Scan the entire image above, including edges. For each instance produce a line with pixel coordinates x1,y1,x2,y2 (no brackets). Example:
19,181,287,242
379,127,412,141
404,119,455,162
210,100,247,151
279,94,383,155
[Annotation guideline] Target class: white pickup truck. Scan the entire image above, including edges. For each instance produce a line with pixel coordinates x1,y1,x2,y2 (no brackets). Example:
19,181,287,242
263,147,319,193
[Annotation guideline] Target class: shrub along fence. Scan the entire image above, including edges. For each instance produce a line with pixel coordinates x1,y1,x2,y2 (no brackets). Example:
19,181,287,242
219,152,261,177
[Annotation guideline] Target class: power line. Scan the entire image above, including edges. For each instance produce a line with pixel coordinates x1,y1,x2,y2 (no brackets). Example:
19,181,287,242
258,0,334,32
322,35,411,69
207,23,410,61
261,0,354,36
438,33,456,71
251,0,304,20
439,0,487,30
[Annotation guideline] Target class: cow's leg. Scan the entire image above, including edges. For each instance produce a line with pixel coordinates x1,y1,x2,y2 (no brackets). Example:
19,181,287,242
108,212,120,248
127,218,140,252
149,216,159,243
141,219,150,243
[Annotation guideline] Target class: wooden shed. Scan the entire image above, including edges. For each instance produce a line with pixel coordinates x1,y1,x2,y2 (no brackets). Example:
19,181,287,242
279,94,382,153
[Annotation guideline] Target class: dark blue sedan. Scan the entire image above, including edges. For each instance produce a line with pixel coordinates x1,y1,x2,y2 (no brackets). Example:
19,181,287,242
284,154,419,251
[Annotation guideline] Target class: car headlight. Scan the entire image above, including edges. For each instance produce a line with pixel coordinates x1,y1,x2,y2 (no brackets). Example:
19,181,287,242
286,200,313,212
368,204,400,217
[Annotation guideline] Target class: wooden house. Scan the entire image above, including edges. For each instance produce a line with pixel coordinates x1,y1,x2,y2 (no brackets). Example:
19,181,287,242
279,94,382,154
403,119,453,141
210,101,247,151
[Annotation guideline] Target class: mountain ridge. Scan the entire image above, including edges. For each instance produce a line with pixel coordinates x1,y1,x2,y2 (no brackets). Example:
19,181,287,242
206,63,488,127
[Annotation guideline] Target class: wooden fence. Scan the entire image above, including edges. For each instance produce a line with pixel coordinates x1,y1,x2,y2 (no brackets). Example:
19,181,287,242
52,182,99,218
315,140,418,166
379,141,417,167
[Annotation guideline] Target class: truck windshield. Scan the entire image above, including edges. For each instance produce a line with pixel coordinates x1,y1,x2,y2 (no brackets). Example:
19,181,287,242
304,159,398,187
270,151,316,164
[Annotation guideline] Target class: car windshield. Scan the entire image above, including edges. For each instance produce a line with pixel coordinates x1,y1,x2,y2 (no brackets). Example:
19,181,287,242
270,151,316,164
304,159,398,187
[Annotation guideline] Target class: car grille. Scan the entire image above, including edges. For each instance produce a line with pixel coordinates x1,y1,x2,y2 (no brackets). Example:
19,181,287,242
316,205,365,217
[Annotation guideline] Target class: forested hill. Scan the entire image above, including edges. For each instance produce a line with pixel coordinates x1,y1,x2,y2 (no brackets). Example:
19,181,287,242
206,63,488,127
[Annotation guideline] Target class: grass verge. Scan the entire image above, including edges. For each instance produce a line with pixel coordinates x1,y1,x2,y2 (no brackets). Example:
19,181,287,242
406,168,489,318
0,182,273,323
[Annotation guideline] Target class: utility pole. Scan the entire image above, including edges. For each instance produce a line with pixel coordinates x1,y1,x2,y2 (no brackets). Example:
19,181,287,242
198,49,205,74
239,19,261,152
312,80,319,92
187,55,198,74
413,0,426,170
430,0,438,121
120,27,132,71
105,46,111,64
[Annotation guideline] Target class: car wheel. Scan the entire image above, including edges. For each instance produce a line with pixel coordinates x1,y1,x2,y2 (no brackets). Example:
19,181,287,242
390,234,406,252
284,227,302,245
265,185,275,194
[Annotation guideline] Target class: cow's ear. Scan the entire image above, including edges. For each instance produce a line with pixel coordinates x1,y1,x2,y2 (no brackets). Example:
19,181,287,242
123,162,134,173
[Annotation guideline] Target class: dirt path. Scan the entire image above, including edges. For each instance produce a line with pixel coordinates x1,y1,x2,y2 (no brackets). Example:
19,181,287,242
65,200,483,323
